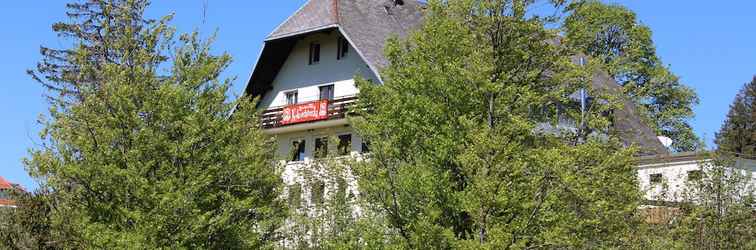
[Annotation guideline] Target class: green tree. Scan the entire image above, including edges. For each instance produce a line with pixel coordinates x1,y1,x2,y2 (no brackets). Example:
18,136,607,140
716,76,756,157
20,0,286,248
564,0,700,152
351,0,642,248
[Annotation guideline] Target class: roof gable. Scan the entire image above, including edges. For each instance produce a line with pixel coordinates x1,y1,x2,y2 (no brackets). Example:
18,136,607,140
245,0,425,97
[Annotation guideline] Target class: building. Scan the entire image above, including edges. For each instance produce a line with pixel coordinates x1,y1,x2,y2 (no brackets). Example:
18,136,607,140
635,153,756,223
244,0,669,211
0,176,23,208
638,152,756,203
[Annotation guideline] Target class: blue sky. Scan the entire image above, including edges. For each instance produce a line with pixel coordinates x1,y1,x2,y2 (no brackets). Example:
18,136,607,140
1,1,753,190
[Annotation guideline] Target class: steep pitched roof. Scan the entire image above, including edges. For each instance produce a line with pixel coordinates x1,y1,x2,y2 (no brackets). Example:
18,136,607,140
591,70,668,155
337,0,424,72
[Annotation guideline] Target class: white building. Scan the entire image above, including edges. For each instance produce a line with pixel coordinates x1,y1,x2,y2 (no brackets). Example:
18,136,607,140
244,0,426,211
244,0,674,211
637,152,756,203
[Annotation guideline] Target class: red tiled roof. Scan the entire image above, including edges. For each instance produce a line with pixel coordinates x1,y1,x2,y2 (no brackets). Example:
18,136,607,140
0,176,13,190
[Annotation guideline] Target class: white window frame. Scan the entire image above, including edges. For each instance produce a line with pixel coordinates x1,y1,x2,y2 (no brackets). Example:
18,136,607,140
336,132,353,156
319,84,335,101
285,90,298,105
289,137,307,162
309,42,321,65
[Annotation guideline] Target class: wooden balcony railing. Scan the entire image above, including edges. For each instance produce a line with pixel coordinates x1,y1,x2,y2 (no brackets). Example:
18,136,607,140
261,96,359,129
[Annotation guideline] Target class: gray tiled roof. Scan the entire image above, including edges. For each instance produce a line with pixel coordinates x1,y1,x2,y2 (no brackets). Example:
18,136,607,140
590,69,668,155
245,0,667,155
337,0,424,72
267,0,339,40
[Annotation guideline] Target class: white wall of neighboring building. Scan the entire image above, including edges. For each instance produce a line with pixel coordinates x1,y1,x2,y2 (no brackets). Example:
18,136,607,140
637,156,756,202
259,31,379,109
637,159,706,202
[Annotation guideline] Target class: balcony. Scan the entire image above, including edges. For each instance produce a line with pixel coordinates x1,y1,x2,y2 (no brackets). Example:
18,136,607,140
261,95,358,130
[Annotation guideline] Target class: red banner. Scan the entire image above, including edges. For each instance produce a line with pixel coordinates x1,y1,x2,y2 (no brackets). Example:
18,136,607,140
281,100,329,125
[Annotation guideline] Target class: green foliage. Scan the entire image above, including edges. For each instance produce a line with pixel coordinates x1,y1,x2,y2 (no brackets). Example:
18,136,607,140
16,0,286,248
564,0,700,152
716,76,756,157
350,0,643,248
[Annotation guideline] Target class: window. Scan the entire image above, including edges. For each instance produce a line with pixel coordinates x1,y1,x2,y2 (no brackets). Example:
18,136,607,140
649,173,663,185
311,180,325,206
337,36,349,60
338,134,352,156
688,170,703,181
319,85,334,101
290,139,306,162
288,183,302,208
315,137,328,159
285,91,298,105
309,42,321,65
361,140,371,153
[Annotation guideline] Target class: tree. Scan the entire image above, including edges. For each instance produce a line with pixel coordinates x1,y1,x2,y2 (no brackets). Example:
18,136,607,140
563,0,700,152
20,0,286,248
716,76,756,157
351,0,643,248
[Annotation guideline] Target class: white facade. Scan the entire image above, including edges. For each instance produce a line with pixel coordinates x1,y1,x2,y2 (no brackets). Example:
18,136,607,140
259,31,376,157
258,31,378,157
637,158,709,202
255,30,380,216
273,124,366,163
637,154,756,203
258,31,378,110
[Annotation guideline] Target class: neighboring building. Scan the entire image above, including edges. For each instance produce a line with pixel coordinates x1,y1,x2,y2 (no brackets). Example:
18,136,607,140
637,152,756,203
0,176,23,208
636,153,756,224
244,0,669,211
